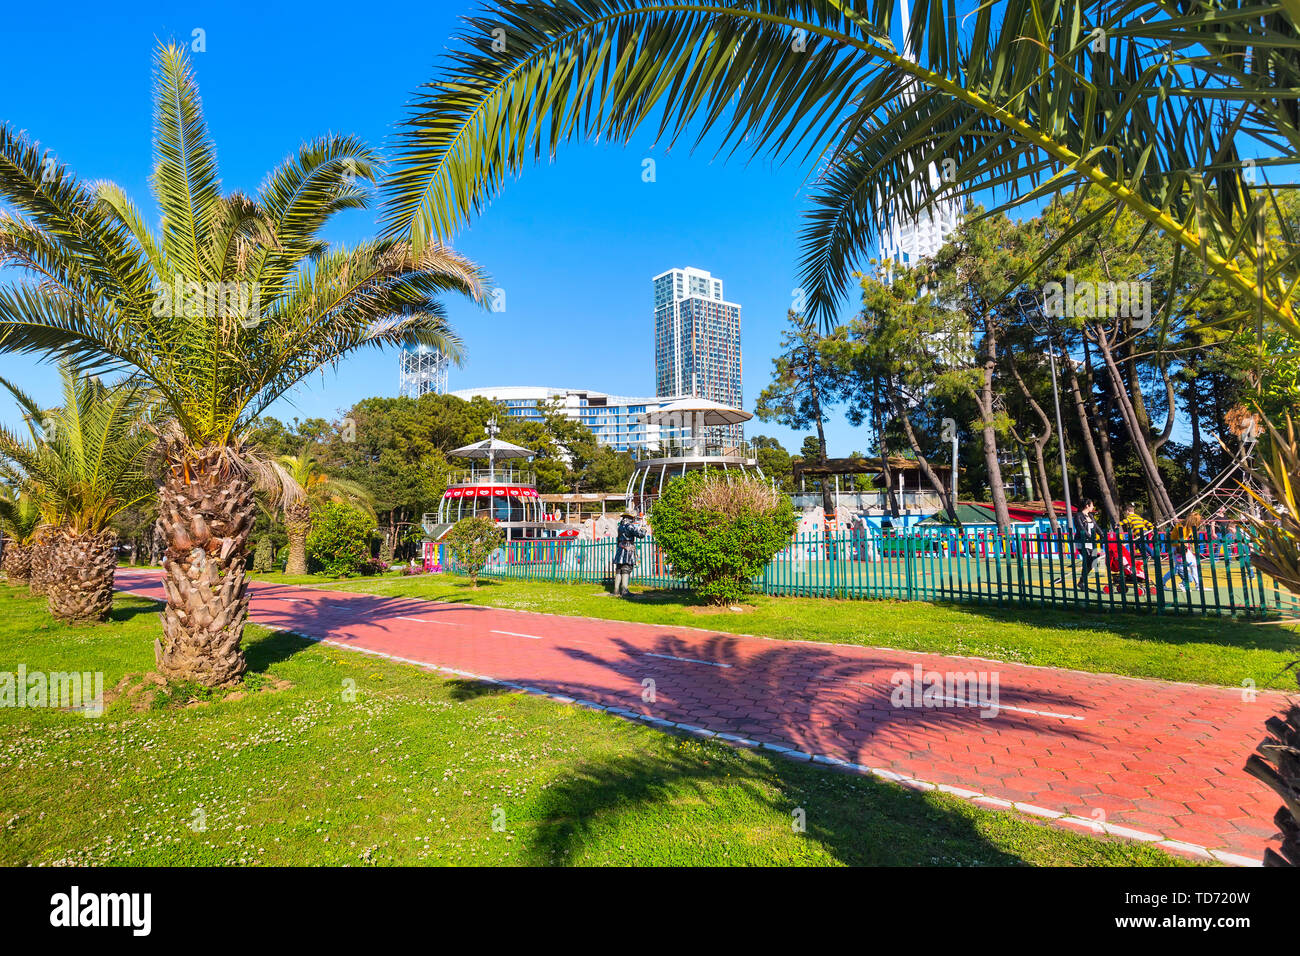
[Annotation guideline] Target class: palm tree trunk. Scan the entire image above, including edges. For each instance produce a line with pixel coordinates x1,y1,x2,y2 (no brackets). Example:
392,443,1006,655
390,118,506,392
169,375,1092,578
284,501,311,576
155,445,255,688
2,543,32,583
29,527,55,595
46,528,117,624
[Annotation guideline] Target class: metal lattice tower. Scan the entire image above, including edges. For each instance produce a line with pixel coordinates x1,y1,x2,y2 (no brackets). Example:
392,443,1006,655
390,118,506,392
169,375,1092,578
398,345,450,397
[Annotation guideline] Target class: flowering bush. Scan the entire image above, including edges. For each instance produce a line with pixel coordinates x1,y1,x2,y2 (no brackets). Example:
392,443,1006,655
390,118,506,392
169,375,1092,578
650,473,797,605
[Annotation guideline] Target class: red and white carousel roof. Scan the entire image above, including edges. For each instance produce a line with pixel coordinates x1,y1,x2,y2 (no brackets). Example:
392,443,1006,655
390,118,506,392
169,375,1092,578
443,486,539,498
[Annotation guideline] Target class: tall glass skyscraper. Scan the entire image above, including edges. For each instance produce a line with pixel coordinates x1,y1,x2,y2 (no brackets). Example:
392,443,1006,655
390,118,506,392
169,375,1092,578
652,267,742,435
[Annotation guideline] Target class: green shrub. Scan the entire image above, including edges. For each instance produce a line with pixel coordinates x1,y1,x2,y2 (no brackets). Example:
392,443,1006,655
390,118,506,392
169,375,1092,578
305,501,374,577
445,516,505,588
650,472,797,605
252,535,273,573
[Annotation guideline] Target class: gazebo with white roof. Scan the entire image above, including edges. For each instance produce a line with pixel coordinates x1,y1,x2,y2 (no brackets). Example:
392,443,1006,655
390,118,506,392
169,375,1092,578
624,398,763,512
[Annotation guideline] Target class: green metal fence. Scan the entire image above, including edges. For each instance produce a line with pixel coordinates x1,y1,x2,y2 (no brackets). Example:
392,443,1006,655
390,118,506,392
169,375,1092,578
462,528,1298,618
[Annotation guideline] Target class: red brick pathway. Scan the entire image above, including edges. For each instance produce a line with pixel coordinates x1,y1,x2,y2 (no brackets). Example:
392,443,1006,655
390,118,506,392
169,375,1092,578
116,570,1286,864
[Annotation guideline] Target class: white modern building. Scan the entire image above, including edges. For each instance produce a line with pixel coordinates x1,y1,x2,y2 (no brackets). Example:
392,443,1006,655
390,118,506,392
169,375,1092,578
876,2,962,271
449,386,682,454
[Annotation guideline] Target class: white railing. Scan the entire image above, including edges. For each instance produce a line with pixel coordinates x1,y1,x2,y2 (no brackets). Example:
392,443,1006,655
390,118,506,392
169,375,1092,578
630,437,757,462
446,465,536,486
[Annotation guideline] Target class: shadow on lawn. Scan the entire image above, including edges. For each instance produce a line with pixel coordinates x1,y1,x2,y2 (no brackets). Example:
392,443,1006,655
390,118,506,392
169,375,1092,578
106,598,163,625
515,748,1025,866
243,629,316,674
489,632,1100,865
443,678,513,701
943,600,1300,654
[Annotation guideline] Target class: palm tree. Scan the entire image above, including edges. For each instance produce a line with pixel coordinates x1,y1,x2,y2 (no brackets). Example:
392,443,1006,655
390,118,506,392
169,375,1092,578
0,490,42,585
276,445,375,576
0,368,155,622
0,44,485,683
384,0,1297,331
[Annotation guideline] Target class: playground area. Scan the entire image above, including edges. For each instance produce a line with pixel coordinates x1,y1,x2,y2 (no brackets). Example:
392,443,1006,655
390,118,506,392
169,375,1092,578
441,527,1297,617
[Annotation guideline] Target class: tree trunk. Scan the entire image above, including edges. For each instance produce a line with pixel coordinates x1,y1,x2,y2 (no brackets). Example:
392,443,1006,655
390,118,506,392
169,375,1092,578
46,527,117,624
1030,443,1060,534
1091,328,1177,522
29,527,55,595
1063,342,1119,523
1188,377,1203,496
155,444,256,688
284,501,311,576
1150,360,1177,456
149,525,164,565
977,319,1013,534
873,376,900,515
888,390,961,528
1004,348,1059,533
2,543,33,584
1083,337,1121,510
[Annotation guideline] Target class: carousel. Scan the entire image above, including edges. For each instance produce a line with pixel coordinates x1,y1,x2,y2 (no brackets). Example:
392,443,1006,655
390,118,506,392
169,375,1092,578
421,418,568,542
625,397,764,513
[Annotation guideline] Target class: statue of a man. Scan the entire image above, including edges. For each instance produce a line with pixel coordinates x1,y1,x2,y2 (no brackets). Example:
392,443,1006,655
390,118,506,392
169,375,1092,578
612,511,647,597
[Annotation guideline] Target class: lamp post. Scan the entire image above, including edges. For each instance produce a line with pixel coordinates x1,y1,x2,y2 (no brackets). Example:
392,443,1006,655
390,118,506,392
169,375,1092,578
484,417,500,486
1016,291,1073,535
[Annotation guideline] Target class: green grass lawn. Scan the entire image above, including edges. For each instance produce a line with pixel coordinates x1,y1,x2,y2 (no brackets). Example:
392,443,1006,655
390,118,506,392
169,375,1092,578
246,569,1300,691
1,582,1191,866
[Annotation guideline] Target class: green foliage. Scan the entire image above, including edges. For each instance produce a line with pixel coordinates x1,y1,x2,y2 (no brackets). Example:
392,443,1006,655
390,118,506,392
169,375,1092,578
751,435,793,492
0,44,484,451
0,491,42,546
305,501,374,577
755,310,843,453
650,473,797,606
252,535,274,573
0,365,155,533
385,0,1299,338
445,516,504,587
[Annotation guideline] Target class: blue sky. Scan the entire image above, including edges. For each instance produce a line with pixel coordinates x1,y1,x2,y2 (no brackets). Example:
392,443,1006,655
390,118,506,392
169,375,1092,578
0,0,873,455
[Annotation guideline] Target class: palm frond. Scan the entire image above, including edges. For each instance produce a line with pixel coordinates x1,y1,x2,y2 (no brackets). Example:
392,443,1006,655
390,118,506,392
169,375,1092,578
383,0,1299,332
151,43,222,282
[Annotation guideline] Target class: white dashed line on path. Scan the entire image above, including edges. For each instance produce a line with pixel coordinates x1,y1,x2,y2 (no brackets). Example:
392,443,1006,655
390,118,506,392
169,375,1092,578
397,617,462,626
643,652,732,668
492,629,544,640
935,695,1084,721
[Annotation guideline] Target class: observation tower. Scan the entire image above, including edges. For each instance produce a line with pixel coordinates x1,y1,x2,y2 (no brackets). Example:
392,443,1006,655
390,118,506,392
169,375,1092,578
624,397,764,513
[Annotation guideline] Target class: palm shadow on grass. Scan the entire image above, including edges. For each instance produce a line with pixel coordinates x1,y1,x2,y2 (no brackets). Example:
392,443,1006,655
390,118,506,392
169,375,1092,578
517,747,1019,866
443,678,513,701
945,601,1300,655
243,628,317,674
106,598,162,625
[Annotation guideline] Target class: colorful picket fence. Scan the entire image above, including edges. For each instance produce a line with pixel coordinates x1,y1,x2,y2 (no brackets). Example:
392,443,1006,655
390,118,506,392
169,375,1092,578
462,528,1297,618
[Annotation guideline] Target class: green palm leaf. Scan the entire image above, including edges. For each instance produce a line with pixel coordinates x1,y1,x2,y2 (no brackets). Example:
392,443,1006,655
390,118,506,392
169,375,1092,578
383,0,1298,333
